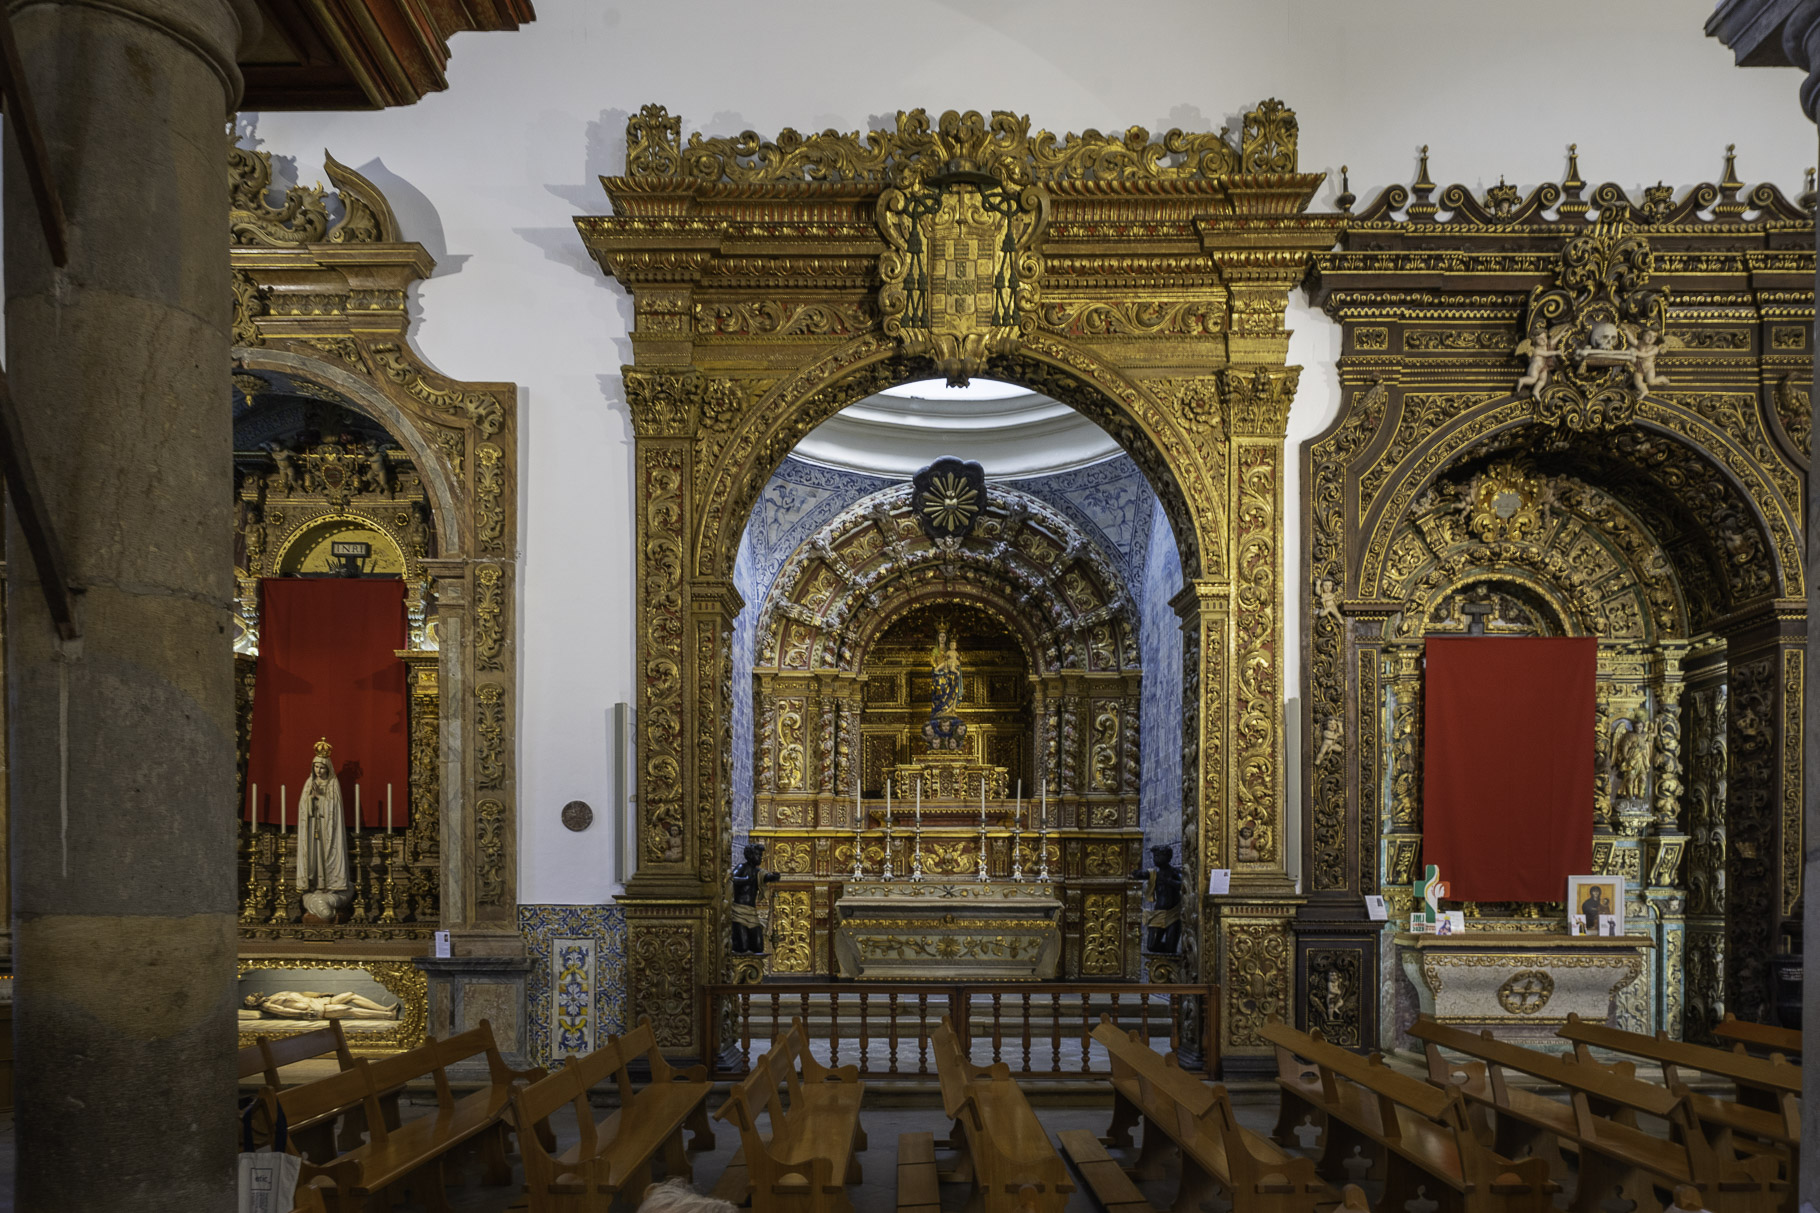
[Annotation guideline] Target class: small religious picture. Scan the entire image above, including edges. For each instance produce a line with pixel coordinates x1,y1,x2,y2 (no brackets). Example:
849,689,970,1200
1570,914,1588,936
1566,875,1623,936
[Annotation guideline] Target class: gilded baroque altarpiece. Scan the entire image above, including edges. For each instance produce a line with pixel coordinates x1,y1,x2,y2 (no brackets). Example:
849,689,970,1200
1303,149,1811,1047
579,102,1334,1062
227,145,522,974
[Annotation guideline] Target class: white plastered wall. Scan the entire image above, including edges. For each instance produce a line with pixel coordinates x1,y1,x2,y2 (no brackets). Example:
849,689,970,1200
239,0,1816,904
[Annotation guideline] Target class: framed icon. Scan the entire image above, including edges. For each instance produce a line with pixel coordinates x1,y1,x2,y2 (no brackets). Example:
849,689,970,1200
1566,875,1624,935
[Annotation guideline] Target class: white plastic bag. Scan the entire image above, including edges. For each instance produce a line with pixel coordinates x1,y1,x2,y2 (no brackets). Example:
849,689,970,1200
237,1101,302,1213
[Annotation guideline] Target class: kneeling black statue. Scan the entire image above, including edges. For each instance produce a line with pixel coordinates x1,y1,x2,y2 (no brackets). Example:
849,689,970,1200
731,842,781,954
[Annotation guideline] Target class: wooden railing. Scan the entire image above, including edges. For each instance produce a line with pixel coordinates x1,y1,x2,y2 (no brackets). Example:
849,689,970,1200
700,982,1219,1081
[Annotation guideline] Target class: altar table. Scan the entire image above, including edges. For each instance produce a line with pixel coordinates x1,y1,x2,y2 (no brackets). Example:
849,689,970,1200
833,881,1062,980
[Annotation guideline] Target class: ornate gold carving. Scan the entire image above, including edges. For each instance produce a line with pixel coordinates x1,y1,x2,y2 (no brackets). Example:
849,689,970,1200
1774,375,1811,457
1224,919,1290,1048
641,448,687,864
1466,458,1547,543
1081,893,1123,975
231,270,266,346
628,924,698,1048
695,301,876,337
476,800,504,907
1232,445,1279,862
1783,649,1802,917
1038,300,1222,339
368,344,506,437
1518,220,1669,432
877,158,1047,384
623,368,746,438
1305,949,1362,1046
1496,970,1556,1015
776,698,806,791
1220,366,1300,438
474,564,505,672
770,890,813,973
475,445,507,554
623,102,1301,185
476,685,505,790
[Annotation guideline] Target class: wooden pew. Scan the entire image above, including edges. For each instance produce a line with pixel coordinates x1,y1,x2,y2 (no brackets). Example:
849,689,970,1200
1557,1013,1802,1112
897,1131,941,1213
245,1022,374,1159
1259,1020,1556,1213
931,1015,1074,1213
269,1019,543,1213
1414,1015,1783,1213
510,1018,716,1212
713,1016,867,1213
1089,1016,1331,1213
1713,1015,1800,1059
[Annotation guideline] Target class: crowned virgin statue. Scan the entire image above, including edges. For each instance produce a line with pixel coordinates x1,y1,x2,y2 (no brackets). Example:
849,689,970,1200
923,626,967,751
298,737,352,920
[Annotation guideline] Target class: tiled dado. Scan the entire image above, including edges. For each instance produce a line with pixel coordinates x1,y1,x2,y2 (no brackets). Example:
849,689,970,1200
518,904,628,1065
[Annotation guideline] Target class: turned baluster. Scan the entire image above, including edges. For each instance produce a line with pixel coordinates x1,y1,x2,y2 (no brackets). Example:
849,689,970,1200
916,993,930,1074
1080,992,1093,1072
991,992,1003,1065
1050,993,1063,1073
1020,993,1033,1072
888,992,900,1074
829,992,840,1066
858,993,869,1073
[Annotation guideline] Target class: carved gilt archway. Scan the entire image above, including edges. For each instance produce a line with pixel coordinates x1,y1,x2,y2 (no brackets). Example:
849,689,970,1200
579,103,1336,1064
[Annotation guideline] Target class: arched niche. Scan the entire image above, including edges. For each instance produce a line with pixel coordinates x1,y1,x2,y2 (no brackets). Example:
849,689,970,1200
582,101,1335,1062
229,147,522,980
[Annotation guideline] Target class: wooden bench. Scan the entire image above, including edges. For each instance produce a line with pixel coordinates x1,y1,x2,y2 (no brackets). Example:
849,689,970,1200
1090,1016,1331,1213
1414,1015,1784,1213
1057,1129,1154,1213
1557,1013,1802,1112
510,1017,715,1211
931,1015,1074,1213
270,1019,543,1213
1713,1016,1800,1059
1260,1020,1555,1213
713,1016,868,1213
241,1021,376,1160
897,1131,941,1213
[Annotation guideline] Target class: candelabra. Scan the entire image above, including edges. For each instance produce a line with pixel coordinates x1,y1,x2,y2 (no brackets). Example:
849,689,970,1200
350,835,372,923
911,820,924,882
239,825,268,924
1011,823,1024,882
377,834,402,924
271,836,297,924
881,819,895,882
976,815,990,882
851,825,866,880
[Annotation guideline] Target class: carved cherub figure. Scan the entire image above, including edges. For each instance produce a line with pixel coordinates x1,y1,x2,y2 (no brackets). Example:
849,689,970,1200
1631,327,1673,397
1313,714,1344,767
1514,326,1559,395
1315,577,1344,624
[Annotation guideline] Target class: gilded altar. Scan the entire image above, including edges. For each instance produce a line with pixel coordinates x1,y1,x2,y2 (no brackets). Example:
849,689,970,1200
833,882,1062,980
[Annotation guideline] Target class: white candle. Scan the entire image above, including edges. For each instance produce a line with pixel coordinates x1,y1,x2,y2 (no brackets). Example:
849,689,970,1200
885,779,892,827
981,780,987,825
855,774,861,825
281,785,287,834
915,776,921,828
1016,779,1022,831
251,782,258,829
355,784,361,834
387,783,394,834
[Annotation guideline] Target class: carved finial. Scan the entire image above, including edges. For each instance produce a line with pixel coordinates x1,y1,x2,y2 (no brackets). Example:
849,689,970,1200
1335,164,1354,214
1800,167,1817,215
1408,145,1437,220
1559,143,1588,217
1715,143,1746,217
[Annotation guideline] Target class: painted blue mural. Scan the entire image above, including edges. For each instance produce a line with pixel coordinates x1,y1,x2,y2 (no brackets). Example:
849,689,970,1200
1137,500,1185,851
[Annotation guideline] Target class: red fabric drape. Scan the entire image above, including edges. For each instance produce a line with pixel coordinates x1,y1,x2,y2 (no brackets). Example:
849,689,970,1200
1422,636,1595,902
248,579,408,828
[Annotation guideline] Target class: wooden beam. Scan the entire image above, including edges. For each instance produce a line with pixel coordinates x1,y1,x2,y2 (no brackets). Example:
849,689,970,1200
0,368,79,641
0,4,70,267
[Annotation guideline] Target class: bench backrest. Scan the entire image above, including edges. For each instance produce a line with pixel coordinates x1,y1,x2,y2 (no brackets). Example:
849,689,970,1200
271,1064,382,1148
1259,1021,1457,1125
513,1037,630,1191
1713,1014,1800,1057
1412,1016,1682,1120
1557,1013,1801,1095
260,1021,355,1080
239,1040,271,1082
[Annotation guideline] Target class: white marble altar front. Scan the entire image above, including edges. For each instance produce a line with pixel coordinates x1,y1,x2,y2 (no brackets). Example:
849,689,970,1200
833,882,1062,980
1394,932,1652,1050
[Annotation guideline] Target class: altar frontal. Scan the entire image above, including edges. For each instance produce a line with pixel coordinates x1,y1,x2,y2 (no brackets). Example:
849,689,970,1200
833,881,1062,980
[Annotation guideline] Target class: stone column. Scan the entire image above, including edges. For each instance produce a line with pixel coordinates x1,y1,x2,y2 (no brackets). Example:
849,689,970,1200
5,1,253,1208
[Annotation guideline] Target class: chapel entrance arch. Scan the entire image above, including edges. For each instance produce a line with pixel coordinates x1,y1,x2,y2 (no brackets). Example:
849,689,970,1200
581,101,1337,1065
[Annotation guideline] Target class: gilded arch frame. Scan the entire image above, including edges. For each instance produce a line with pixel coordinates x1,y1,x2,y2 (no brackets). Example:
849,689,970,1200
580,102,1337,1061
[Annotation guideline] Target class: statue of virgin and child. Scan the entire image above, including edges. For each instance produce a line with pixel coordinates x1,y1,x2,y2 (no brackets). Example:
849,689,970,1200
923,626,967,750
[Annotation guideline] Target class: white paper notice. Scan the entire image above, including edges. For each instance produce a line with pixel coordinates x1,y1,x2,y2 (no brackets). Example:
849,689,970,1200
1206,868,1231,895
1364,895,1388,920
434,930,452,958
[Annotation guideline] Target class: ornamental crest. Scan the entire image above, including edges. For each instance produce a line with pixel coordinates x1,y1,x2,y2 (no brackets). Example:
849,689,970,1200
911,457,987,542
1514,219,1676,432
878,114,1048,385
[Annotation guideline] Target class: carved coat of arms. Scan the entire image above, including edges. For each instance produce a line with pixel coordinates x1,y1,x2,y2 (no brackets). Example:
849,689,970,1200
878,113,1048,385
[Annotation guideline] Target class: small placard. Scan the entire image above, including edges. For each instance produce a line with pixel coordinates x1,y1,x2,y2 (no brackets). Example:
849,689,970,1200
330,540,372,558
1438,910,1465,936
1206,868,1231,895
1599,916,1618,937
433,930,451,958
1364,895,1388,920
1570,914,1587,936
1407,914,1431,934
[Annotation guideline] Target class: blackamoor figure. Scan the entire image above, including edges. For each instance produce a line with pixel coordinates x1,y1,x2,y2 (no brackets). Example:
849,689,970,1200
730,843,780,953
1133,844,1183,953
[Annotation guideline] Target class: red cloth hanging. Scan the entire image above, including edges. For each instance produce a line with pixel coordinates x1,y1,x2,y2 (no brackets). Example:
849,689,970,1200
247,579,409,829
1422,636,1596,902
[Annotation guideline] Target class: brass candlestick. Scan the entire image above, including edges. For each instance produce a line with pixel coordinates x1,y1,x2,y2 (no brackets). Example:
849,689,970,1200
350,835,372,923
271,835,297,924
377,835,401,924
239,824,267,924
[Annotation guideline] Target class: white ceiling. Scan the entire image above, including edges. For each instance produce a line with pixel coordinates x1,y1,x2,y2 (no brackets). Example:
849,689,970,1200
793,378,1123,479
